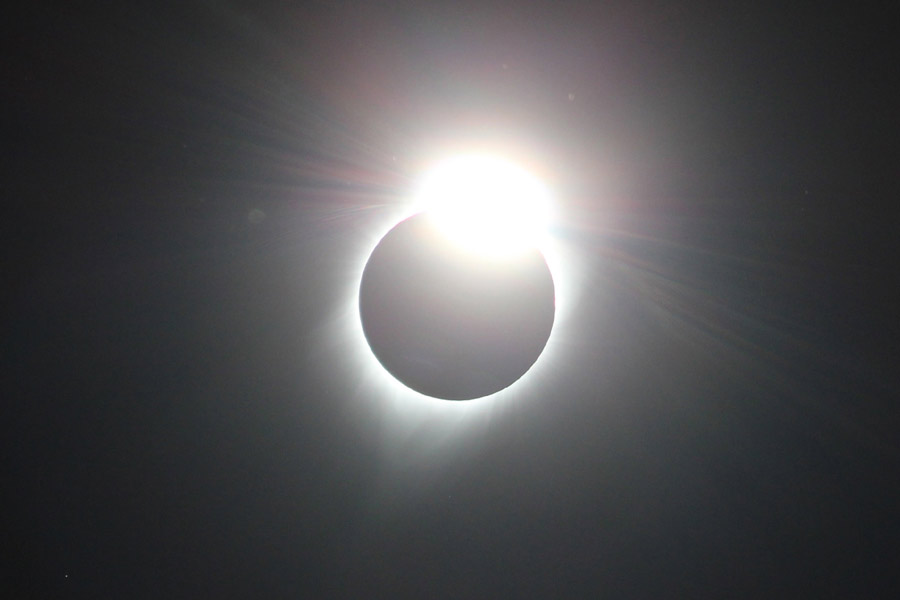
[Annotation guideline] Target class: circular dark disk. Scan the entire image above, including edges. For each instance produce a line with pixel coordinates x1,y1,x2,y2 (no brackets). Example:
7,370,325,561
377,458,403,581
359,212,555,400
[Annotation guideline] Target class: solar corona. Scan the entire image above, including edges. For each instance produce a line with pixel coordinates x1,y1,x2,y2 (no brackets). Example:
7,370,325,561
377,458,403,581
358,155,557,400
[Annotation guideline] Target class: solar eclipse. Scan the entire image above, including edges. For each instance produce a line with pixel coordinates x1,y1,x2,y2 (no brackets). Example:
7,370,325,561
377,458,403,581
358,155,557,400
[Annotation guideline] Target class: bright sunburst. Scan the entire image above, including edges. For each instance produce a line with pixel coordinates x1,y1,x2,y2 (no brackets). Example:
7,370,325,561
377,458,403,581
415,154,552,259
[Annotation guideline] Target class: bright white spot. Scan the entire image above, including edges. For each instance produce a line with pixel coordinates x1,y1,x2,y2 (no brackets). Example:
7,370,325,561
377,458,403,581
414,154,552,258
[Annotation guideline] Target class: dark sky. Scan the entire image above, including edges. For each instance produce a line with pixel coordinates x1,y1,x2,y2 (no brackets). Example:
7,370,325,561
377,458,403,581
6,1,900,597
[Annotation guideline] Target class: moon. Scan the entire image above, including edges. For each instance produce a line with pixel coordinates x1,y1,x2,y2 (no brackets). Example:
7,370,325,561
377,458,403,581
358,212,555,400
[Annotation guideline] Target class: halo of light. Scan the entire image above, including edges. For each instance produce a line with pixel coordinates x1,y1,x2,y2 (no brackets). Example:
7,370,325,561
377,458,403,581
326,151,583,421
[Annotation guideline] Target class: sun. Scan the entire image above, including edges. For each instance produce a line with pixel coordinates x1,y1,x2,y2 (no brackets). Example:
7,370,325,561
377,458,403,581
322,149,580,416
413,154,553,258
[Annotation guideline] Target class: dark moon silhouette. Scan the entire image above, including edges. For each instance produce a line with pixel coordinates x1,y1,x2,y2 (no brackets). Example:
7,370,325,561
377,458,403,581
359,212,555,400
